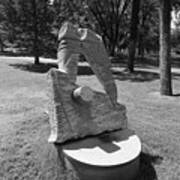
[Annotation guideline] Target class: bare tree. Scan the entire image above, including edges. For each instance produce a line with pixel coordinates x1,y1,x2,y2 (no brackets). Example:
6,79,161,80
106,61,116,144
86,0,131,56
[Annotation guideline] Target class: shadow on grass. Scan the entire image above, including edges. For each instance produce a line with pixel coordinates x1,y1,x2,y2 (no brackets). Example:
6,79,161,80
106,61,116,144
136,55,180,69
9,62,180,82
78,66,94,75
172,72,180,79
135,57,159,69
136,152,163,180
172,93,180,97
112,59,158,70
113,70,160,82
113,55,180,69
171,56,180,68
10,62,160,82
9,63,58,73
9,63,95,75
0,51,31,57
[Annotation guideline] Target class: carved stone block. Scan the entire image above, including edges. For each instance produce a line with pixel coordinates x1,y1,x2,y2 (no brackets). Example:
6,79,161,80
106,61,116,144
48,22,127,144
48,69,127,144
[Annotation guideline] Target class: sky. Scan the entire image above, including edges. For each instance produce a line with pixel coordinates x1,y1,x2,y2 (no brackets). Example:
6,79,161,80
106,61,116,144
171,10,180,29
49,0,54,5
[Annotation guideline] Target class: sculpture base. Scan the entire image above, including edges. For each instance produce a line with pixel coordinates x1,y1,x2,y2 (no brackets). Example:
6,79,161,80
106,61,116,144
62,129,141,180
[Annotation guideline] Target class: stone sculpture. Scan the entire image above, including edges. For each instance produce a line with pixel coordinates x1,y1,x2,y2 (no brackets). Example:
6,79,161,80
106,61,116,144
48,22,127,144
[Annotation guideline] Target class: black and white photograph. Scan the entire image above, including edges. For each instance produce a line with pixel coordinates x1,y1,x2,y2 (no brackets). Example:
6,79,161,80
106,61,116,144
0,0,180,179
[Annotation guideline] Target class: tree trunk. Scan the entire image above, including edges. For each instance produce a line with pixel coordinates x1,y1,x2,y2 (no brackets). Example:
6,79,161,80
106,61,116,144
159,0,172,95
32,0,40,65
127,0,141,72
34,54,40,65
138,36,144,59
0,39,4,52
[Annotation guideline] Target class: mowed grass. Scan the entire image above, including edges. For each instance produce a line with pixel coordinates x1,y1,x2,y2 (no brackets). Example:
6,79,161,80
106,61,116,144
0,55,180,180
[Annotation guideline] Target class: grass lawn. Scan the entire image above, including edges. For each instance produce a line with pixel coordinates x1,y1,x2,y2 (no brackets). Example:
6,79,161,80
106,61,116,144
0,55,180,180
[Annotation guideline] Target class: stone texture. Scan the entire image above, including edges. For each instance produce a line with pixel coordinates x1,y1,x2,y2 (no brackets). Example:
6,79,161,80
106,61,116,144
73,86,94,102
57,22,117,106
48,22,127,144
48,69,127,144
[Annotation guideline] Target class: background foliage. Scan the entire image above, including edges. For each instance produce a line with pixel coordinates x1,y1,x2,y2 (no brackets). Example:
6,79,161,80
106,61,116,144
0,0,179,61
0,0,162,58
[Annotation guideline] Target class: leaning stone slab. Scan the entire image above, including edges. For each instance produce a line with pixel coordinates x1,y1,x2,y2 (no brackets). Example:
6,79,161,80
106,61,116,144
48,68,127,144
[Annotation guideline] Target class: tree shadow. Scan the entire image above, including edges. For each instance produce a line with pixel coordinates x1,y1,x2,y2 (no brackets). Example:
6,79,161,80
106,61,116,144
112,60,157,70
9,63,58,73
9,63,94,75
172,93,180,97
113,69,180,82
136,152,163,180
113,70,160,82
172,72,180,79
9,61,180,81
112,55,180,70
171,56,180,68
135,56,159,68
136,55,180,69
78,65,94,75
0,51,31,57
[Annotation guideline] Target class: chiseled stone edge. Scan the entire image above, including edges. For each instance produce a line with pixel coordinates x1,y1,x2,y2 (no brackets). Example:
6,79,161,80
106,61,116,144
48,68,127,144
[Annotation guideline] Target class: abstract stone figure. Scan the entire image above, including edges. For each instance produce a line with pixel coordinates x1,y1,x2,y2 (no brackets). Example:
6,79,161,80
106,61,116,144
57,22,117,106
48,22,127,144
